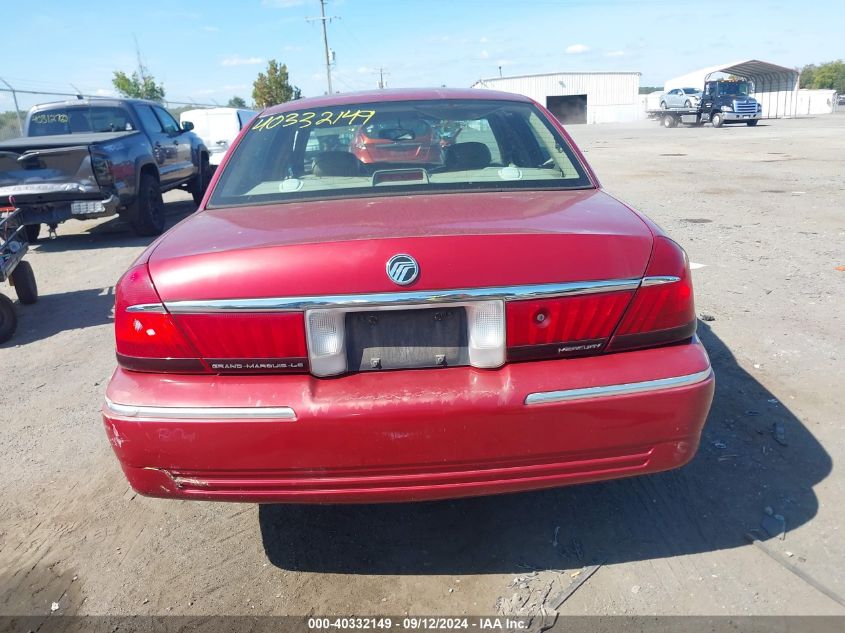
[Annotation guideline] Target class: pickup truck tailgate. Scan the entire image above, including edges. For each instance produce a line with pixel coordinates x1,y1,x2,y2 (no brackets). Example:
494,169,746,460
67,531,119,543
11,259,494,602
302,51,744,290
0,144,101,205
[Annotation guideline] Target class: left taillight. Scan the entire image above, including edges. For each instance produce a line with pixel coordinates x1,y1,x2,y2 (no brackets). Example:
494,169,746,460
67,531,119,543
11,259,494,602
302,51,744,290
114,262,208,373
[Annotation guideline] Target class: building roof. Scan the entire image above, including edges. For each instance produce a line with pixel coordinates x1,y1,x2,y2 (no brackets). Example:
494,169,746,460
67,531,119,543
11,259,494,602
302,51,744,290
664,59,799,90
474,70,641,86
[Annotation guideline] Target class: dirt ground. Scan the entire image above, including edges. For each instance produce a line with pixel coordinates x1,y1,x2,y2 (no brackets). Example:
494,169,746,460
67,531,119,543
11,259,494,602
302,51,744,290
1,113,843,619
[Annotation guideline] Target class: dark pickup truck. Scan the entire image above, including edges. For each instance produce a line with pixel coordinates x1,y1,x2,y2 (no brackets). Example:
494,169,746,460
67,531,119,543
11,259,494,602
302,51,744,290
0,98,211,238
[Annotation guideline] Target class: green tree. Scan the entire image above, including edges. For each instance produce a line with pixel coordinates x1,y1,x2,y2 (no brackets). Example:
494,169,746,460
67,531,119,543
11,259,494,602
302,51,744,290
112,68,166,101
252,60,301,108
800,60,845,92
799,65,816,89
227,96,247,108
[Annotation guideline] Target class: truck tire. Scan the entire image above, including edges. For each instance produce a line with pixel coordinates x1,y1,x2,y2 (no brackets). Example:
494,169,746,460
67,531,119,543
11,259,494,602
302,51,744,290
0,294,16,344
711,112,724,128
190,154,211,207
129,173,165,236
10,260,37,305
24,224,41,243
747,120,758,126
662,114,677,128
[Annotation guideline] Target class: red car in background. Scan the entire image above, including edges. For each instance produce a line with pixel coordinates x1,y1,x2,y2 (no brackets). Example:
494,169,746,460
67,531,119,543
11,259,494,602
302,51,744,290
351,116,442,165
102,88,714,504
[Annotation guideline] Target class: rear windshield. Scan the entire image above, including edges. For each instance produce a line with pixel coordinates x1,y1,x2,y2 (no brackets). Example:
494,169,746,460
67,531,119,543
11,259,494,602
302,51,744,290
28,106,135,136
208,99,592,208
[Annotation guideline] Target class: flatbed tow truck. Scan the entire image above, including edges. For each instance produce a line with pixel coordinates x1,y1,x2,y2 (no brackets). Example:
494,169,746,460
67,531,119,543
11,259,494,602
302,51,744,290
648,78,763,128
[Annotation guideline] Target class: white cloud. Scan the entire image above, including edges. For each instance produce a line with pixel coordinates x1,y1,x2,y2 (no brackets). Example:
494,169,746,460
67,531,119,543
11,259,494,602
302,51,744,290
95,88,116,97
201,26,220,32
479,36,489,43
565,44,590,54
604,50,627,58
221,55,264,67
479,50,490,59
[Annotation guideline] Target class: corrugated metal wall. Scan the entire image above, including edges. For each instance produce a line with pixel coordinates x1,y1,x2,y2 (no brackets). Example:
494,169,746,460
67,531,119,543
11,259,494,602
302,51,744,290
473,72,641,124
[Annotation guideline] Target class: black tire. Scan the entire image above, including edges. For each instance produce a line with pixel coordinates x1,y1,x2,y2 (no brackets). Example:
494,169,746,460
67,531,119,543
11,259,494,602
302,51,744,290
662,114,677,128
190,154,211,206
129,173,165,236
10,260,37,305
660,101,668,110
0,294,16,344
711,112,724,128
747,119,758,126
684,100,692,108
24,224,41,243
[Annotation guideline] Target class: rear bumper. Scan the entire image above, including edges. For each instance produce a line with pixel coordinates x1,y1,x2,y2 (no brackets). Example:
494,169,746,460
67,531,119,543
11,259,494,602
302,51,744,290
103,339,714,503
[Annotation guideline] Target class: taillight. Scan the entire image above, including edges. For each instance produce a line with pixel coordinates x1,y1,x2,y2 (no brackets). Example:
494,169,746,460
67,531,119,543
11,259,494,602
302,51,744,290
506,291,634,361
175,313,308,373
607,236,696,352
91,152,114,186
114,263,207,373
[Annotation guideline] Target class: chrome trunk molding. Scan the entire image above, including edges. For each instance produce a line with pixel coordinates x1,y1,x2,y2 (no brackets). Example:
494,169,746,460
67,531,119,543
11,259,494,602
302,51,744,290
524,367,713,405
125,303,167,314
148,278,646,314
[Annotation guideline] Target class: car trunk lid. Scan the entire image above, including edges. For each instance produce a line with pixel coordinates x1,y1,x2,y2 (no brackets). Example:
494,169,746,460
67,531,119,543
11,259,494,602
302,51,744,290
148,189,654,301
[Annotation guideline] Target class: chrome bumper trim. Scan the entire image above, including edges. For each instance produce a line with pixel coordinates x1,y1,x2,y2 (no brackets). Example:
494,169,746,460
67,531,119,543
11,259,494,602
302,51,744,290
152,278,644,314
524,367,713,405
104,398,296,421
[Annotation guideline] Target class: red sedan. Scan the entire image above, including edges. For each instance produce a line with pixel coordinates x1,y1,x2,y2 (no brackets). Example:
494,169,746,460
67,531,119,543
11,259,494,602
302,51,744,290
350,116,442,165
103,88,714,504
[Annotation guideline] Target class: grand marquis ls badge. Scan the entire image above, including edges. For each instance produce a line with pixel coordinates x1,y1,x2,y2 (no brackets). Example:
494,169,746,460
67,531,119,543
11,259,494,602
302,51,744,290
386,254,419,286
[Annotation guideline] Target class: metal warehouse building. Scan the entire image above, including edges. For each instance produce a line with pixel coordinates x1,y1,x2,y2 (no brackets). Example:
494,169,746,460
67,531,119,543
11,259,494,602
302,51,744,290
472,71,641,124
664,59,800,119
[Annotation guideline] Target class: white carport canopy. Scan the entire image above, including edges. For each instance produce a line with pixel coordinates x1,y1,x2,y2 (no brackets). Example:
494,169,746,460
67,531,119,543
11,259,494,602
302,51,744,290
665,60,800,119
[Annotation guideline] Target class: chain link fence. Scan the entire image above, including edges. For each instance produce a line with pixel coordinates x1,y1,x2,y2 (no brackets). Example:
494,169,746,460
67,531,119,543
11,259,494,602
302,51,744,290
0,87,217,141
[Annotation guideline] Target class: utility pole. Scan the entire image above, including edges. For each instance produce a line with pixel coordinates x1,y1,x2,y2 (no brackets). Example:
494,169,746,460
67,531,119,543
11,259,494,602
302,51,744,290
307,0,337,95
376,67,390,89
0,76,23,133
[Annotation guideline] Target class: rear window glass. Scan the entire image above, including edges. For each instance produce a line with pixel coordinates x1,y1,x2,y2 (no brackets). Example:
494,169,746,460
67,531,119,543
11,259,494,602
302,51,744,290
28,106,135,136
208,99,591,208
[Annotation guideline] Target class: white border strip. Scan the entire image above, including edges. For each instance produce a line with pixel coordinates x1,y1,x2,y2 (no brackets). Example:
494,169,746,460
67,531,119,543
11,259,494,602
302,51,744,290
524,368,712,405
104,397,296,421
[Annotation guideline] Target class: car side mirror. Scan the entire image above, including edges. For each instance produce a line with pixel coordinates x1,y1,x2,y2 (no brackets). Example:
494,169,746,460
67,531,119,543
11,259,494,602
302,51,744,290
181,121,194,132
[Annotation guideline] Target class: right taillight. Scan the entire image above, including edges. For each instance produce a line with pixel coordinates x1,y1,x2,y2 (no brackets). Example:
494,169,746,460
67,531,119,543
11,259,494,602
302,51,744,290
114,262,208,373
607,236,696,352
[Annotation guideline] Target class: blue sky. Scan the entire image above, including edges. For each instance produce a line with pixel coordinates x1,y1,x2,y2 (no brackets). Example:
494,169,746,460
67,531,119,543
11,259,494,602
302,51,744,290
1,0,841,109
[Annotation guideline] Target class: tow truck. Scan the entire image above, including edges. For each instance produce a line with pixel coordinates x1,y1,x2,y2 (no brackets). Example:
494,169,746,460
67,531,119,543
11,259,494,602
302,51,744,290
648,78,763,128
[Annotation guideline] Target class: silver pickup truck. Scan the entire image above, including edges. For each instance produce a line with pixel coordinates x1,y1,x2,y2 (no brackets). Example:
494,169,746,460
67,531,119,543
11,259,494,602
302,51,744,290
0,98,211,239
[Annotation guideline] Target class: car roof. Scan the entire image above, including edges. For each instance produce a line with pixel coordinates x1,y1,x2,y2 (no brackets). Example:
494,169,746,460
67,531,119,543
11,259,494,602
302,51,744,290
260,88,532,116
28,97,162,111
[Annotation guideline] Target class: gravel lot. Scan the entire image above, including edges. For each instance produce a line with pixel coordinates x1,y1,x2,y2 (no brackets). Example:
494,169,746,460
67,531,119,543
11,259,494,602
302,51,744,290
1,113,843,619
